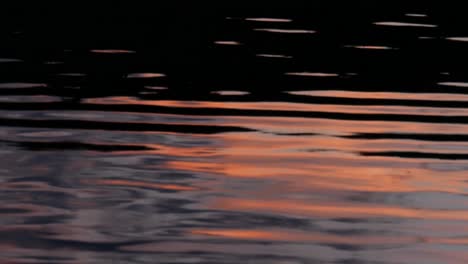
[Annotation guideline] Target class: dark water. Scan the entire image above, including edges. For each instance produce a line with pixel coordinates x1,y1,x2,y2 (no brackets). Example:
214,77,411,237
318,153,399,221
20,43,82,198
1,2,468,263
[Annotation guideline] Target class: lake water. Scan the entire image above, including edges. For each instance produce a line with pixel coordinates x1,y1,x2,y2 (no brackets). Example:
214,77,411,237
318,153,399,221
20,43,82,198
1,3,468,263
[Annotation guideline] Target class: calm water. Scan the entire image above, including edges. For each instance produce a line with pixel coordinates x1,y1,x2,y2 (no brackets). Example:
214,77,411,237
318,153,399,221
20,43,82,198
1,3,468,263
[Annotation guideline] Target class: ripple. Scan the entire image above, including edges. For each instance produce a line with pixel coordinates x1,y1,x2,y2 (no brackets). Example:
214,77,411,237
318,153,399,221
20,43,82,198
214,41,242,45
2,140,153,152
212,198,468,221
211,91,250,96
44,61,65,65
0,95,60,103
0,83,47,89
285,72,339,77
256,54,293,59
344,45,395,50
57,73,87,77
405,13,428,17
245,18,292,23
88,179,197,191
254,28,316,34
0,58,22,63
360,151,468,160
1,5,467,264
446,37,468,42
90,49,136,54
144,86,168,90
126,73,166,78
18,131,75,138
374,21,437,28
190,228,418,245
438,82,468,87
286,90,468,101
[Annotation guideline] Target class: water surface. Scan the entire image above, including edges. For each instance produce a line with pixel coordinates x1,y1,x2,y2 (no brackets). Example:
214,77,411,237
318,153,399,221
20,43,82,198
1,2,468,263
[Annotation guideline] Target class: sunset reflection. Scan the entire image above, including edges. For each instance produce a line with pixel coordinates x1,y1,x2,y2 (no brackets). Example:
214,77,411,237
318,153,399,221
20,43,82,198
2,3,468,263
211,198,468,221
190,228,436,245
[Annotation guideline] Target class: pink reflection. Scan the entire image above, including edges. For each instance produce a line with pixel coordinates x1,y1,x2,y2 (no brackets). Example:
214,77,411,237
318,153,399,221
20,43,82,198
345,45,394,50
438,82,468,87
374,21,437,28
126,73,166,78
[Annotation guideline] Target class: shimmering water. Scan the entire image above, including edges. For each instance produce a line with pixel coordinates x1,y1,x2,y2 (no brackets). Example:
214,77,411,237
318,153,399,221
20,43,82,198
1,2,468,263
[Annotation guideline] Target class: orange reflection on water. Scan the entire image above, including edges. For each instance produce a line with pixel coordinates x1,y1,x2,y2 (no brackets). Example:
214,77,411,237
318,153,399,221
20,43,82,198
190,228,417,245
217,132,468,154
287,90,468,101
219,116,468,135
212,198,468,221
164,132,468,195
167,157,468,195
192,229,290,240
87,179,197,191
145,144,218,158
84,97,468,116
126,73,166,78
82,96,468,135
